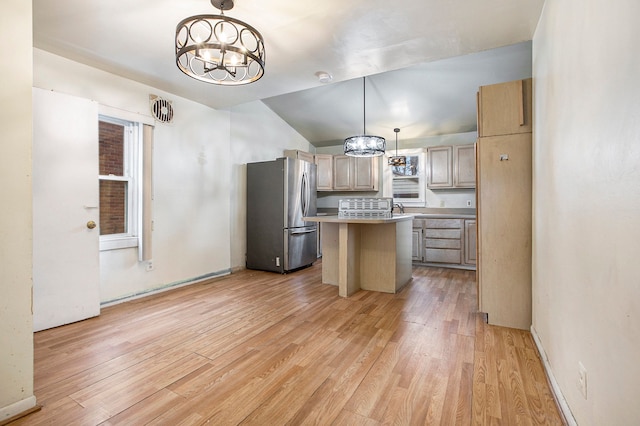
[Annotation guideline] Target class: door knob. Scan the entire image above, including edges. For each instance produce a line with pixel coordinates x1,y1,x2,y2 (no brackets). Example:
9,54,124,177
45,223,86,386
86,220,97,229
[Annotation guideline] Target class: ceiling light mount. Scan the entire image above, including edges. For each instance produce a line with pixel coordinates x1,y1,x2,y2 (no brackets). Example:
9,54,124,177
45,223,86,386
388,127,407,166
315,71,333,84
175,0,265,85
344,77,386,157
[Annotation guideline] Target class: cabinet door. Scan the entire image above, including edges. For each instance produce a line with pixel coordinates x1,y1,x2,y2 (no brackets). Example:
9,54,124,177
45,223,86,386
477,133,532,329
478,78,532,137
454,144,476,188
427,146,453,188
283,149,314,163
353,156,378,191
315,154,333,190
464,219,477,265
298,151,315,163
332,155,351,190
411,228,422,261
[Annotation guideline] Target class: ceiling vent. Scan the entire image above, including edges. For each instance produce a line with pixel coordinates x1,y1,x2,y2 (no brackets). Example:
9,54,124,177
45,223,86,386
149,95,174,124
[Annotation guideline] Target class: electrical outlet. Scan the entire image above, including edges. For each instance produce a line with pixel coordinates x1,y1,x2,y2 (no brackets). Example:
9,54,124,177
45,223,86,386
466,200,472,207
578,362,587,399
145,260,154,272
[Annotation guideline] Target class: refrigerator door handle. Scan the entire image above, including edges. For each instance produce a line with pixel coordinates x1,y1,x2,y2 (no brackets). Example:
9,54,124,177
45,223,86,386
301,171,308,217
290,228,317,235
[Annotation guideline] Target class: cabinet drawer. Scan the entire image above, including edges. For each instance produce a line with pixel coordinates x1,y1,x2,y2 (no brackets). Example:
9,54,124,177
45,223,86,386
425,238,461,249
424,228,461,239
424,218,462,229
425,248,461,264
413,219,425,229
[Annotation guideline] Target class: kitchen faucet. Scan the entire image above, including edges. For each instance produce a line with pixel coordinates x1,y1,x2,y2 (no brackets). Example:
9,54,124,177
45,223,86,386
393,202,405,214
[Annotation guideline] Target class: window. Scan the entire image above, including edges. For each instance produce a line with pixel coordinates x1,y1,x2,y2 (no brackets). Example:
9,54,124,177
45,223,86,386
384,148,426,206
99,116,141,250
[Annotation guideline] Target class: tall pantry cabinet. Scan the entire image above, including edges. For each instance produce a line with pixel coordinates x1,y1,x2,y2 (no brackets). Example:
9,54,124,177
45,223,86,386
476,78,532,330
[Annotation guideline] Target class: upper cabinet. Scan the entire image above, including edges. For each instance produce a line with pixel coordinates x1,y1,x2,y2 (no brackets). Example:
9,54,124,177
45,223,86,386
286,149,378,192
477,78,533,137
314,154,333,191
426,146,452,188
332,155,379,191
453,144,476,188
283,149,315,164
427,144,476,189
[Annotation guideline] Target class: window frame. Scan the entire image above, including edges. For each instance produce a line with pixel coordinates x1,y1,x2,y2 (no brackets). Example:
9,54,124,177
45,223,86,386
383,148,427,207
98,115,142,251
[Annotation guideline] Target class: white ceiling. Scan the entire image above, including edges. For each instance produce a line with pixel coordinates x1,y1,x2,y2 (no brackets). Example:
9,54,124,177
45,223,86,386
33,0,544,146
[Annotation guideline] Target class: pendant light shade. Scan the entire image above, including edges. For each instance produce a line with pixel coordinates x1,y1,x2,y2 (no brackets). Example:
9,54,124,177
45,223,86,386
388,128,407,166
344,77,386,157
175,0,265,86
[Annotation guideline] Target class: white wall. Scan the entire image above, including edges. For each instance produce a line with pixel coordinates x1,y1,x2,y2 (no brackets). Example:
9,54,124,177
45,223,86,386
34,51,314,301
229,101,313,270
315,131,477,209
34,49,232,303
532,0,640,424
0,0,37,421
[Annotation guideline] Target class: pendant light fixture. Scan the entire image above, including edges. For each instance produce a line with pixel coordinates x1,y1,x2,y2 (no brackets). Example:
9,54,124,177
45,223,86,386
344,77,386,157
175,0,265,85
388,128,407,166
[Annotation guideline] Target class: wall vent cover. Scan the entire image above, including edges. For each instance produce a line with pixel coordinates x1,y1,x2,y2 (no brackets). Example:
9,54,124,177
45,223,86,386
149,95,174,123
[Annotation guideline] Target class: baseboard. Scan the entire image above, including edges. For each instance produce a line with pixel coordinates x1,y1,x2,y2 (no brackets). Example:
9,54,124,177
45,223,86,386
101,268,232,307
530,325,577,426
0,396,39,425
413,262,476,271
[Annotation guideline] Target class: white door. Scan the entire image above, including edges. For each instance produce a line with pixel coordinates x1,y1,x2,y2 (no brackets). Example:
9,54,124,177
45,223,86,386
32,88,101,332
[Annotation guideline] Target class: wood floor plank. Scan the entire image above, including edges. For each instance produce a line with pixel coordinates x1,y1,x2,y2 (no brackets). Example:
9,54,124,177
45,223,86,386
12,263,564,426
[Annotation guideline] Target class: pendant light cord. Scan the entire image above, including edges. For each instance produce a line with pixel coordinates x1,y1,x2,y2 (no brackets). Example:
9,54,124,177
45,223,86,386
396,130,399,155
363,77,366,135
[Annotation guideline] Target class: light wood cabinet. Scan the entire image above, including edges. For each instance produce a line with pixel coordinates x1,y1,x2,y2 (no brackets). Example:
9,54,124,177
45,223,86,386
412,217,475,269
454,145,476,188
332,155,378,191
477,78,532,330
412,221,423,261
423,218,462,264
283,149,315,163
285,151,377,192
352,156,378,190
314,154,333,191
464,219,476,265
332,155,352,190
427,144,476,189
427,146,453,188
477,78,533,137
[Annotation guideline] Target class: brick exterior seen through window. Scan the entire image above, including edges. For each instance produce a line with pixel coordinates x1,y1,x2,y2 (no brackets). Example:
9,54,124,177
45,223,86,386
99,121,126,235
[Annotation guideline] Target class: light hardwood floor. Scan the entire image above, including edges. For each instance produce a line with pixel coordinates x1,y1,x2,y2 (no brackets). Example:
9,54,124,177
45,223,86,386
11,263,564,425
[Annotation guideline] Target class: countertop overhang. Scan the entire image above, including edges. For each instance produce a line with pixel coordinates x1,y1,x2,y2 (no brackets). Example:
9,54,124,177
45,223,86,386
304,214,414,224
412,213,476,219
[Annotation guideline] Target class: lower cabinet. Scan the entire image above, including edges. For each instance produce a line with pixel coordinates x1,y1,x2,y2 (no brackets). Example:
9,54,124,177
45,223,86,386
411,222,423,261
424,218,462,264
412,217,476,270
464,219,477,265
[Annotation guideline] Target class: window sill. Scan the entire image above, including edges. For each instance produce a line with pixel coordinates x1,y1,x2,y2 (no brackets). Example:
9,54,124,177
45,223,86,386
100,236,138,251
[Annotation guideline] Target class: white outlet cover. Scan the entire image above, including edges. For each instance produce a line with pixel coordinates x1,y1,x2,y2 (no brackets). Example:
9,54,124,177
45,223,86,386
578,361,587,399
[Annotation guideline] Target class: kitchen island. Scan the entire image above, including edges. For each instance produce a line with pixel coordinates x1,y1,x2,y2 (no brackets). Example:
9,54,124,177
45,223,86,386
304,215,413,297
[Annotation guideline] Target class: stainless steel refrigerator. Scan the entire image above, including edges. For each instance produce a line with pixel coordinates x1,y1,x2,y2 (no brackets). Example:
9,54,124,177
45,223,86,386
246,157,317,273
